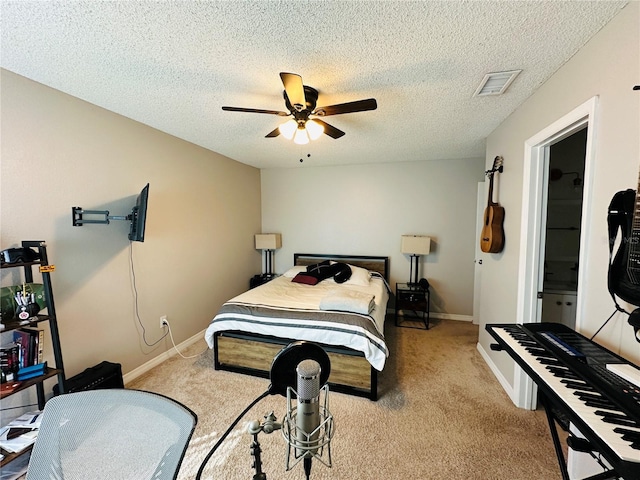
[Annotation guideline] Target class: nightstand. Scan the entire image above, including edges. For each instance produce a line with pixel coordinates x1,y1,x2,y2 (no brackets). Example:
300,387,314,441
395,282,430,329
250,274,278,289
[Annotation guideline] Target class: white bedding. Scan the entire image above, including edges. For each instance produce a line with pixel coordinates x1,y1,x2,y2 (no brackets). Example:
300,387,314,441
204,274,389,370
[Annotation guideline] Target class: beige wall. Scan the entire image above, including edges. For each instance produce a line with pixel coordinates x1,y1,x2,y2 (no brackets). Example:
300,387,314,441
477,2,639,395
261,158,485,317
0,70,261,415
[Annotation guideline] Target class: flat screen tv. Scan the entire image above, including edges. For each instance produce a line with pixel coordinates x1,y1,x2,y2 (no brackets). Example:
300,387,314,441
128,183,149,242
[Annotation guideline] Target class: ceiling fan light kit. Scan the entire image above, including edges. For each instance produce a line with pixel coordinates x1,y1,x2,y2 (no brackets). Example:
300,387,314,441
305,119,324,140
222,72,377,144
293,126,309,145
278,119,298,140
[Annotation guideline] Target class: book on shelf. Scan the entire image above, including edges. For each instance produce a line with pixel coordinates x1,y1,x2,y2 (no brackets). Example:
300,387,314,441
12,330,30,369
20,327,44,365
0,343,20,383
12,327,44,369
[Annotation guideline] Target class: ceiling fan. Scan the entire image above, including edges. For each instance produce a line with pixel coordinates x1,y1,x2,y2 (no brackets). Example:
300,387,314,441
222,72,377,144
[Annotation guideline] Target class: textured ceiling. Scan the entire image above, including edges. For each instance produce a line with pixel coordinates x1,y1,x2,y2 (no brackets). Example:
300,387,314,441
0,1,628,169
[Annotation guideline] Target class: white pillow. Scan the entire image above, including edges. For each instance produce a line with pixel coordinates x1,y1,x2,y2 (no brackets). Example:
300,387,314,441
343,264,371,286
282,265,307,278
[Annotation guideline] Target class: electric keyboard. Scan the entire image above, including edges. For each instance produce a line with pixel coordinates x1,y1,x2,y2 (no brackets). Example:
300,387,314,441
486,322,640,480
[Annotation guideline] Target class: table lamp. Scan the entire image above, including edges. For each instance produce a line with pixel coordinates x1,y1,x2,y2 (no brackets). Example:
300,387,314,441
401,235,431,286
255,234,282,276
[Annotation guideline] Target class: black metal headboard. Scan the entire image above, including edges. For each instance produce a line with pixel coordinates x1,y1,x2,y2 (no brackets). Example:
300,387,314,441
293,253,389,280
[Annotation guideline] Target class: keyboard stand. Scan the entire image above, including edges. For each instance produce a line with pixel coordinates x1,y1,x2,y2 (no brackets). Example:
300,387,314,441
525,373,625,480
539,392,623,480
539,393,571,480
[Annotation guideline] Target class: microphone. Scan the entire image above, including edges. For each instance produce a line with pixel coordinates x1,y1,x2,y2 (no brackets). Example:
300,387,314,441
296,360,321,450
282,359,334,479
296,360,321,478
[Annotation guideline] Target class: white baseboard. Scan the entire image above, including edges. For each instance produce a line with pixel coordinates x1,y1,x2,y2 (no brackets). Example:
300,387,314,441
430,312,473,322
123,329,207,385
476,341,518,405
385,308,473,323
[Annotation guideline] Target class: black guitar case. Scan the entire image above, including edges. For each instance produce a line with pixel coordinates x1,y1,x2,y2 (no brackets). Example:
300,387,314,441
607,188,640,307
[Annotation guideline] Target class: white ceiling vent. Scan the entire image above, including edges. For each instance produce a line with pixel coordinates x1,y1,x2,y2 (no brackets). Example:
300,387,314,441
474,70,522,96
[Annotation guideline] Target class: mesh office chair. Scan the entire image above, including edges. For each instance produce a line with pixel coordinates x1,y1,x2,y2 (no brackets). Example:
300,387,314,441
26,389,197,480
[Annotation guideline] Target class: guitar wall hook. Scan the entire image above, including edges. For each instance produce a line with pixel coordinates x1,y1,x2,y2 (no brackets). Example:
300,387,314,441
485,156,504,176
480,156,505,253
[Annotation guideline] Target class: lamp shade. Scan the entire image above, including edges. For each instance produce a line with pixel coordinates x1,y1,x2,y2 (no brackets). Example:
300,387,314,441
401,235,431,255
293,127,309,145
278,119,298,140
255,233,282,250
305,119,324,140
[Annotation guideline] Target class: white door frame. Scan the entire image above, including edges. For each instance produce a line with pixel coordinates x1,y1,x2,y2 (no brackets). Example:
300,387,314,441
514,96,598,409
473,182,485,325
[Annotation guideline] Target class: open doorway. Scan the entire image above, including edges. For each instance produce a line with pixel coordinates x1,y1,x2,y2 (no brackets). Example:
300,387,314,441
514,96,597,410
540,127,587,329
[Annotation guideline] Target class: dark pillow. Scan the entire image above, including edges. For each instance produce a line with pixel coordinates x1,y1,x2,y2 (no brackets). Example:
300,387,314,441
291,272,320,285
332,263,352,284
293,260,355,285
293,260,338,285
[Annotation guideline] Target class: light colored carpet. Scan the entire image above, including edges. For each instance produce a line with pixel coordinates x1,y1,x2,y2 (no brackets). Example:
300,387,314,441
129,319,562,479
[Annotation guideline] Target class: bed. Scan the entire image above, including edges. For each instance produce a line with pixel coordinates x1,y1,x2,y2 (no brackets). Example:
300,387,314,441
204,253,390,400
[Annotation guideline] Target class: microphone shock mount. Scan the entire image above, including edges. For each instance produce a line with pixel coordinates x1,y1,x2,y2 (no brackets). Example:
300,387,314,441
281,384,334,474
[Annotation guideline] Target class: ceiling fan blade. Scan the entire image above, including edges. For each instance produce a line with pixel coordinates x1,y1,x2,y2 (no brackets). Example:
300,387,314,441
313,119,345,139
280,72,306,111
265,127,281,138
314,98,377,116
222,106,289,116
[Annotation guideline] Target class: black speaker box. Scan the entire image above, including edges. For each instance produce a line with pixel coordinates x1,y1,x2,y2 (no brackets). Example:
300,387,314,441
53,361,124,395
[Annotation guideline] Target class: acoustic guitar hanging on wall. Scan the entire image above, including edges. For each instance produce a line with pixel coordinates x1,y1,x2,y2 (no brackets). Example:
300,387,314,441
480,156,505,253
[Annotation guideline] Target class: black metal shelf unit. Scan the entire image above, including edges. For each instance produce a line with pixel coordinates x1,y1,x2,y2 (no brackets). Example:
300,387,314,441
1,240,67,468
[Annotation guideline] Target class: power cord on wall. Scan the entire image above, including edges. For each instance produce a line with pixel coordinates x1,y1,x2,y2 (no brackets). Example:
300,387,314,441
163,318,208,359
129,242,168,347
130,242,208,357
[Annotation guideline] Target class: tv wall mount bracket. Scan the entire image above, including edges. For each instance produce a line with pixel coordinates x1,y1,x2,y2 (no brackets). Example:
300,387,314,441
72,207,130,226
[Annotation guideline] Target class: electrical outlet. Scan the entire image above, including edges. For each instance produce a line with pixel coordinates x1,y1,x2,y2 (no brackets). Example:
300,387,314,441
160,315,168,329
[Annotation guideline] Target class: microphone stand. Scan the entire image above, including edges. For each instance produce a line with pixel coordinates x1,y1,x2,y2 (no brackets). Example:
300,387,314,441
249,433,267,480
303,457,312,480
195,389,271,480
247,412,282,480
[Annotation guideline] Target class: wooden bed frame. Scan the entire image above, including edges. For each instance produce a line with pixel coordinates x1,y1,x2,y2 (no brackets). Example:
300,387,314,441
213,253,389,400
